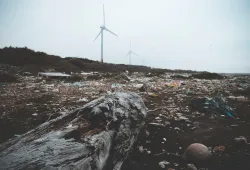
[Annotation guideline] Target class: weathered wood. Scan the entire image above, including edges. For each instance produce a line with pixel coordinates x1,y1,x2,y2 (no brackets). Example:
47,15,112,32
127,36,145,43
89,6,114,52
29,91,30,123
0,92,147,170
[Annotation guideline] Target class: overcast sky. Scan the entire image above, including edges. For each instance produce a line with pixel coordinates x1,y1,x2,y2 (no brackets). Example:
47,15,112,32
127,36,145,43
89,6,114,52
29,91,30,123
0,0,249,73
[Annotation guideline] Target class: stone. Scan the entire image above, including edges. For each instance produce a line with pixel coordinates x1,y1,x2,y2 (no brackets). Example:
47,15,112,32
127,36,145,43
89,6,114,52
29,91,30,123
187,164,197,170
183,143,212,162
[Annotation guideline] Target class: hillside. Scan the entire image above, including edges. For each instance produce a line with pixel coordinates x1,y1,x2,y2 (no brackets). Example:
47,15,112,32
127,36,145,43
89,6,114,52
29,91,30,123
0,47,195,74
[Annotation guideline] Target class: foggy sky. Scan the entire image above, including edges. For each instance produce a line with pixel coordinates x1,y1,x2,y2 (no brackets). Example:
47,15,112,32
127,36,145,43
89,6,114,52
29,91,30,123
0,0,249,73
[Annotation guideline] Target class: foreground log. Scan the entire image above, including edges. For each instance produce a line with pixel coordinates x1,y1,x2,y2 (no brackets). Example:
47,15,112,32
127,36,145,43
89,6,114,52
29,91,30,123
0,92,147,170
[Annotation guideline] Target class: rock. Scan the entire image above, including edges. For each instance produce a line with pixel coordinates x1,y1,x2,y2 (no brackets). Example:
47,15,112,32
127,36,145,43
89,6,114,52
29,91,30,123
0,92,147,170
183,143,212,162
159,160,170,168
187,164,197,170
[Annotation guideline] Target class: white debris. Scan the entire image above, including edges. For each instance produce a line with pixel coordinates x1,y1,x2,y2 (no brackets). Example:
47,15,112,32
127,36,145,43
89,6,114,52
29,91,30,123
66,124,73,128
174,127,180,131
77,98,89,103
173,163,179,166
158,160,170,168
32,113,38,116
138,146,145,153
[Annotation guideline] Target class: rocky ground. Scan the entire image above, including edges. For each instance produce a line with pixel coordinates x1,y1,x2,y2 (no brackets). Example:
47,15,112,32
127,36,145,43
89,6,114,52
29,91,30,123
0,71,250,170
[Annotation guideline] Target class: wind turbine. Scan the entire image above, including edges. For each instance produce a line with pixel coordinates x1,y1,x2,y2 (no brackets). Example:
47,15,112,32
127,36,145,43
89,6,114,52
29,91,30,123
94,4,118,63
125,41,140,65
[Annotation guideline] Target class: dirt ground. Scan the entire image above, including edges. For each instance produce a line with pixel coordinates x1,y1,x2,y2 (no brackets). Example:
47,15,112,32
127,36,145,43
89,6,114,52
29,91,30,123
0,72,250,170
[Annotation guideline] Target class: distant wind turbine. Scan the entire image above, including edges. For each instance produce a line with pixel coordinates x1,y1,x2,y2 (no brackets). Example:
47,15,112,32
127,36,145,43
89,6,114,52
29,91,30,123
94,4,118,63
125,41,140,65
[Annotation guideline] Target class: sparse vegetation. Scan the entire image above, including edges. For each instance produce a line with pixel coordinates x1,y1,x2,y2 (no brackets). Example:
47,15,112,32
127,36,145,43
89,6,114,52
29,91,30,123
192,72,224,79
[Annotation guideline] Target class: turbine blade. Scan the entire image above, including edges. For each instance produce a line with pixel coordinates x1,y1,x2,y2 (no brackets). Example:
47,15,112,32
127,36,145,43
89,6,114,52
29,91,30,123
131,51,140,56
103,4,105,26
124,52,130,58
104,28,118,37
94,30,102,41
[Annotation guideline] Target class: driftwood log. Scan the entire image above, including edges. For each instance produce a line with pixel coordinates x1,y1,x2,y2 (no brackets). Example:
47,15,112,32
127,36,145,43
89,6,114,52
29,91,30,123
0,92,147,170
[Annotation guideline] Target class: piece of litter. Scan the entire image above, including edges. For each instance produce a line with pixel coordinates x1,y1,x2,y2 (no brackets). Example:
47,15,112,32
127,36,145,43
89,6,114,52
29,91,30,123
159,160,170,168
66,124,73,128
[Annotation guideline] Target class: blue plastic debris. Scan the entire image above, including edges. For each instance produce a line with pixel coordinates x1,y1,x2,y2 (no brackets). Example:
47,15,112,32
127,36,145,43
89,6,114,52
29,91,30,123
226,111,234,118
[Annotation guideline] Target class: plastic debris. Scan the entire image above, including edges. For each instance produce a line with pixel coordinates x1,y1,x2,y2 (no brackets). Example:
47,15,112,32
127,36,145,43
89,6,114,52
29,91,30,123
159,160,170,168
148,92,158,97
111,83,121,88
213,145,225,154
76,98,89,103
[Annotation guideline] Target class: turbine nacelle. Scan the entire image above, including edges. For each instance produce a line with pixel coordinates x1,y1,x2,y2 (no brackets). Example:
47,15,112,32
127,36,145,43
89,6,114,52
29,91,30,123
100,25,105,29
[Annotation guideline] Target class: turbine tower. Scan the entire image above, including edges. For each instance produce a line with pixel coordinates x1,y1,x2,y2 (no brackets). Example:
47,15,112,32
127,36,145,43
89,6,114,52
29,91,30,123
125,41,140,65
94,4,118,63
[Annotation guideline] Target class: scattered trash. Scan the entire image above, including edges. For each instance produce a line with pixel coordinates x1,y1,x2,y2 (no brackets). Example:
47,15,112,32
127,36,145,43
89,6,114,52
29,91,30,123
111,83,121,88
138,146,145,153
174,127,181,131
186,89,195,95
233,136,249,145
76,98,89,103
114,73,131,81
213,146,225,155
148,92,158,97
226,111,234,118
175,113,189,121
190,97,234,118
1,57,250,170
149,122,170,128
159,160,170,168
169,82,178,87
228,96,246,99
66,124,73,128
173,163,179,167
